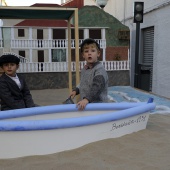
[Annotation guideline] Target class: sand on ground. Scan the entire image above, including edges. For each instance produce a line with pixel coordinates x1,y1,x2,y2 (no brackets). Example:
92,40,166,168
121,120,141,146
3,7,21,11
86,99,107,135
0,89,170,170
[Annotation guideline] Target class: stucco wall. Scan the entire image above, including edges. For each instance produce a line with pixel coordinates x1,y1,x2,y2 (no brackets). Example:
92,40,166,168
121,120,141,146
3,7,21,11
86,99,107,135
143,4,170,98
104,0,170,98
84,0,96,6
14,27,29,39
19,71,130,90
105,0,167,23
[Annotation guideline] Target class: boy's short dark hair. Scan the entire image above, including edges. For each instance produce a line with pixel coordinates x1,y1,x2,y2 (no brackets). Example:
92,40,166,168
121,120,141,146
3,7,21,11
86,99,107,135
80,38,100,52
0,54,20,66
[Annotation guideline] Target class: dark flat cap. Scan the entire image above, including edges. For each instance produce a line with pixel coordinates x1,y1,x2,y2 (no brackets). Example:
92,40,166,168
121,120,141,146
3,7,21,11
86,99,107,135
0,54,20,66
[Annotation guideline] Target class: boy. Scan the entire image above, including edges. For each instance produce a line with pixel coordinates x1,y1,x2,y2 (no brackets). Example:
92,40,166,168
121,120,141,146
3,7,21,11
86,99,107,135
70,38,108,110
0,54,36,111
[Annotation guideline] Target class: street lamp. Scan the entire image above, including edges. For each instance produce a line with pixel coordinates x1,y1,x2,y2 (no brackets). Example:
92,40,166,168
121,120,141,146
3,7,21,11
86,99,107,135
96,0,108,9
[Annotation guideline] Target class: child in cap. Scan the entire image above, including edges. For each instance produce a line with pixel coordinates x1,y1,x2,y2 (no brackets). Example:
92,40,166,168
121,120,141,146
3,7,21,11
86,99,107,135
70,38,108,110
0,54,36,111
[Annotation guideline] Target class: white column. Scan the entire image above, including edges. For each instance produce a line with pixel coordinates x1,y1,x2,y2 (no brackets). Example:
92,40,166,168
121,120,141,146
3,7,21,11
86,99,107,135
102,28,105,39
101,28,106,61
29,28,33,62
29,49,32,62
84,29,89,39
29,27,32,39
66,28,68,62
49,49,52,62
48,28,52,62
48,28,52,39
11,27,14,39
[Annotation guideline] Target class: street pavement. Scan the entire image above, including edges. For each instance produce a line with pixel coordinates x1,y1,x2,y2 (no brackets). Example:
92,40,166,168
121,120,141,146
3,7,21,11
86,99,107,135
31,88,70,106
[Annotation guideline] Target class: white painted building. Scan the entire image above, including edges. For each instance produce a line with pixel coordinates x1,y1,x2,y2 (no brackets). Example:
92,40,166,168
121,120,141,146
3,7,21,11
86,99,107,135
102,0,170,98
0,3,130,74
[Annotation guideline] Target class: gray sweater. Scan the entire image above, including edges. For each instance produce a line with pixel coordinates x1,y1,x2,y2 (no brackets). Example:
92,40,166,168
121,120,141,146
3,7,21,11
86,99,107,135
76,61,108,103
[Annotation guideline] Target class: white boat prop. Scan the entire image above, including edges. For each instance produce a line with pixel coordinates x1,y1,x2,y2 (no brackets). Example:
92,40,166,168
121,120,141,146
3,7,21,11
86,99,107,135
0,99,155,159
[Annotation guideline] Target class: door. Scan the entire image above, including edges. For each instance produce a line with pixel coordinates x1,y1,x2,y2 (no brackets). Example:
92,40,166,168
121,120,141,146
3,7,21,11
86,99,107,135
139,27,154,91
37,29,43,48
38,50,44,71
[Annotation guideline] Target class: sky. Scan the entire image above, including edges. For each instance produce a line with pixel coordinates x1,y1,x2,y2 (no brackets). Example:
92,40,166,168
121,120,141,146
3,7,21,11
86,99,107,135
5,0,61,6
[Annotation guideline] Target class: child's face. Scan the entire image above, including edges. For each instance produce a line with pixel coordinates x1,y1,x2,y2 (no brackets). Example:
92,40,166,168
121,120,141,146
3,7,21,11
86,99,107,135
82,43,100,64
1,63,19,77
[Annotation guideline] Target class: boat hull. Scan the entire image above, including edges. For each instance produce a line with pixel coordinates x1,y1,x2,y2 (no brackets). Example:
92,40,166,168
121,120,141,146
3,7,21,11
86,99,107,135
0,102,155,159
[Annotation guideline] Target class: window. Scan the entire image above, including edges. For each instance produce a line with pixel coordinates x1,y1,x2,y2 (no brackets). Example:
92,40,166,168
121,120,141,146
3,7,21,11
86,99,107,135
18,29,25,37
52,49,66,62
37,29,43,39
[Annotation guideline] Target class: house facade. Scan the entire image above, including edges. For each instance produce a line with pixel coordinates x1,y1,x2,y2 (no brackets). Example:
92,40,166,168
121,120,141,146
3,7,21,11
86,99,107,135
0,2,130,89
103,0,170,98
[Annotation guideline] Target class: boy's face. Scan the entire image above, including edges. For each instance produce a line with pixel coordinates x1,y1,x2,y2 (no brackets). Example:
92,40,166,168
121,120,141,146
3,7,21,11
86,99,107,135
1,63,19,77
82,43,100,64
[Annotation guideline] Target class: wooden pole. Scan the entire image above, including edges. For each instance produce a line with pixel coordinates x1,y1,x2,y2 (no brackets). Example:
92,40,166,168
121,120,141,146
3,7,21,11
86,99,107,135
74,9,80,102
74,8,80,85
67,18,72,93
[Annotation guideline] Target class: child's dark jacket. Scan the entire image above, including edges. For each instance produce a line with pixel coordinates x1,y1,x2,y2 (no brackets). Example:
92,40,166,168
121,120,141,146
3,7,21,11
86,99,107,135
0,73,35,111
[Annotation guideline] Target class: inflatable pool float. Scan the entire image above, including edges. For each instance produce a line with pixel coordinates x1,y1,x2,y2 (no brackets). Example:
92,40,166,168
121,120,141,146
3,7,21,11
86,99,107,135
0,100,155,159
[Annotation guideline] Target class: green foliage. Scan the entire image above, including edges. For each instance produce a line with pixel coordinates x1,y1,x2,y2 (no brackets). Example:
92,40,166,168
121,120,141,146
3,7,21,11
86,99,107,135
78,6,129,46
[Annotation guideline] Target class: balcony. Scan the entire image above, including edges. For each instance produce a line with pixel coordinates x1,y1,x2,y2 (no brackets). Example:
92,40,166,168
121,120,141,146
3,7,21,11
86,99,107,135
11,39,106,49
18,61,130,73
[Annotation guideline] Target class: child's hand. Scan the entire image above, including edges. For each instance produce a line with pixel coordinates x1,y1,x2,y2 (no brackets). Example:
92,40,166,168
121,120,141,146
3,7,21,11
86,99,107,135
70,91,76,99
77,98,89,110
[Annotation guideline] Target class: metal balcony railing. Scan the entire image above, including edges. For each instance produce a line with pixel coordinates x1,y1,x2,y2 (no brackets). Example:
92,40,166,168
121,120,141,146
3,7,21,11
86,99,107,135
3,52,28,63
18,61,130,73
11,39,106,49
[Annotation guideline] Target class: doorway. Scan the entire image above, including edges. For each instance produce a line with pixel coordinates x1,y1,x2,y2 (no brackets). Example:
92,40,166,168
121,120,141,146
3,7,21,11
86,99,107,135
38,50,44,71
37,29,43,48
139,26,154,91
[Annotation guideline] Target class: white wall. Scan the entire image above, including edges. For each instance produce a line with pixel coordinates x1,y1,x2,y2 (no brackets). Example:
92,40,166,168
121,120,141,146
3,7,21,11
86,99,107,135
103,0,170,98
105,0,169,23
148,5,170,98
2,19,23,27
84,0,96,6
